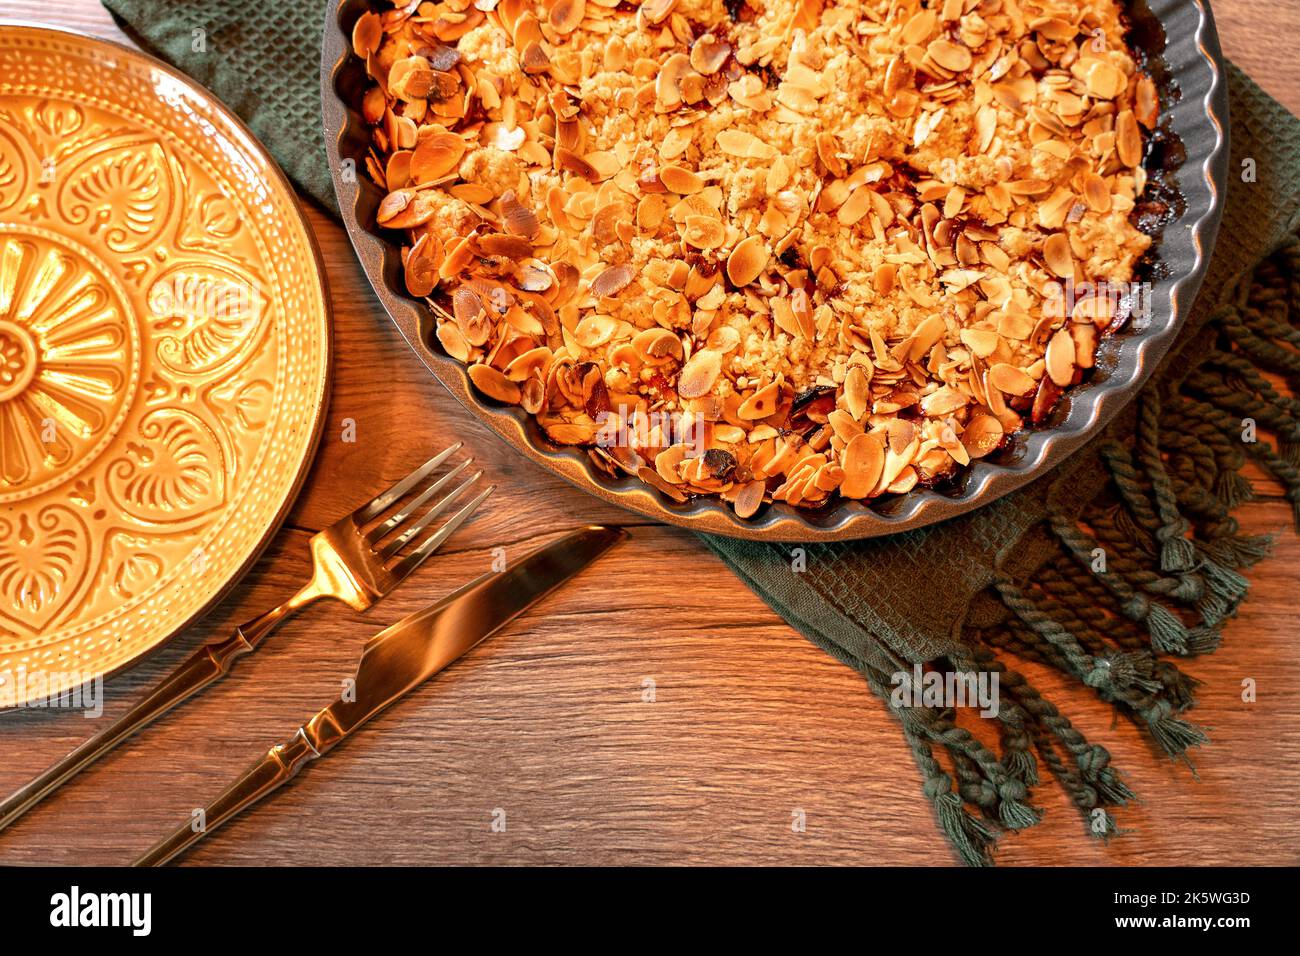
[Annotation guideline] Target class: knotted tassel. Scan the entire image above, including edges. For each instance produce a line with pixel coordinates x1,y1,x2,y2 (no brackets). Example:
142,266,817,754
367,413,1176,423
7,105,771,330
932,790,995,867
1144,701,1209,757
1157,520,1197,573
1003,746,1039,787
996,779,1040,830
1076,744,1136,805
1121,594,1190,656
1214,468,1255,508
1187,625,1224,655
1084,652,1163,694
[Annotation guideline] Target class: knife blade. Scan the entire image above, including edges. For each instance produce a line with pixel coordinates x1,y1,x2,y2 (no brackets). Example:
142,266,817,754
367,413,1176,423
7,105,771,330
134,524,626,866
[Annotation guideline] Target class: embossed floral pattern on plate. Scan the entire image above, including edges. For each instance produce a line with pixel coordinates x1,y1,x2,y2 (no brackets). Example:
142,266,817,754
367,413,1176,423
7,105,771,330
0,25,331,706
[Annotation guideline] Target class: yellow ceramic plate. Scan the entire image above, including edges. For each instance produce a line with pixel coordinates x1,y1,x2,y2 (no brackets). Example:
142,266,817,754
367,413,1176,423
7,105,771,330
0,24,331,707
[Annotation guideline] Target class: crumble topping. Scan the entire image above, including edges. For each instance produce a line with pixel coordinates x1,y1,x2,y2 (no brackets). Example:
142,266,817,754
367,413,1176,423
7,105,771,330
354,0,1156,517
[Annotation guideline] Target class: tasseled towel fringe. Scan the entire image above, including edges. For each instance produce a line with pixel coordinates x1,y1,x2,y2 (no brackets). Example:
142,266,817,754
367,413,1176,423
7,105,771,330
888,233,1300,865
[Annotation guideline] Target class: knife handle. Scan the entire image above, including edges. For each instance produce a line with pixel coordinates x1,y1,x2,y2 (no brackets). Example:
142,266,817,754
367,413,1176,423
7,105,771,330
134,727,322,867
0,592,312,836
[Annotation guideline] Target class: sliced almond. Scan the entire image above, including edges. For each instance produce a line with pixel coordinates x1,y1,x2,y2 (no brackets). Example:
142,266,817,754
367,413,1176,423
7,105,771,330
1042,233,1073,279
726,236,769,287
843,365,870,421
927,39,972,73
962,414,1004,459
1082,174,1111,213
1045,328,1076,387
633,327,684,361
501,190,540,239
737,381,780,419
437,283,477,336
641,0,677,26
410,132,466,183
901,9,937,45
840,432,886,499
988,363,1037,397
690,33,731,75
1086,60,1126,100
549,0,585,35
660,164,704,194
469,363,522,404
677,349,722,398
591,264,636,298
352,11,381,57
1116,109,1142,168
733,479,766,519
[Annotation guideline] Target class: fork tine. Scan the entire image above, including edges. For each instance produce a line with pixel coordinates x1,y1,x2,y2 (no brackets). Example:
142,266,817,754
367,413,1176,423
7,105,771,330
388,484,495,579
379,469,483,560
353,442,463,524
364,458,473,545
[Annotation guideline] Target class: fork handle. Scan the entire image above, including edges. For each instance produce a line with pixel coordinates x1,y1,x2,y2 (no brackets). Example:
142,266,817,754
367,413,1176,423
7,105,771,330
134,727,322,866
0,592,313,835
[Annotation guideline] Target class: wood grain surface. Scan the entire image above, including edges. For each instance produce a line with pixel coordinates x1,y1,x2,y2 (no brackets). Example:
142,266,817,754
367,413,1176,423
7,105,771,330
0,0,1297,867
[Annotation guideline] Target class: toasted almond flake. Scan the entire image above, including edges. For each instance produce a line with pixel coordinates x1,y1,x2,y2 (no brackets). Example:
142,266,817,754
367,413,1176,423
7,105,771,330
844,365,871,420
1032,16,1076,41
1086,60,1126,100
678,349,722,398
1116,109,1142,168
1135,74,1159,128
469,363,522,404
840,432,886,498
1072,294,1116,328
738,381,781,419
927,39,972,73
654,444,687,483
633,326,684,361
1082,174,1112,213
989,363,1037,396
873,263,896,296
637,195,667,231
716,128,777,160
962,414,1004,458
837,185,874,226
352,11,382,57
682,214,726,249
555,146,600,182
816,132,846,178
501,190,540,239
520,41,550,75
656,52,692,109
1042,233,1073,279
1045,328,1076,387
921,386,968,417
960,328,1000,358
410,132,467,183
660,164,704,194
591,264,636,298
726,235,769,287
548,0,585,34
1071,322,1099,369
690,32,731,75
733,479,766,519
436,316,471,361
640,0,676,25
404,234,442,297
901,9,937,45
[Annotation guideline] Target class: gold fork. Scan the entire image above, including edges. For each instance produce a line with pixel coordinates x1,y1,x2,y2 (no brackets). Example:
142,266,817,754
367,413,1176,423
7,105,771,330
0,442,492,834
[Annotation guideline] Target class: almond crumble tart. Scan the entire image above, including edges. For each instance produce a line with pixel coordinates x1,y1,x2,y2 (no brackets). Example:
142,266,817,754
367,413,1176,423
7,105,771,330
352,0,1158,519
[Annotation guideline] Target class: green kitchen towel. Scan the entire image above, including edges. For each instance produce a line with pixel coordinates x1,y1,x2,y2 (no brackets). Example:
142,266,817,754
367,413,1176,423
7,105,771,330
104,0,1300,864
104,0,339,215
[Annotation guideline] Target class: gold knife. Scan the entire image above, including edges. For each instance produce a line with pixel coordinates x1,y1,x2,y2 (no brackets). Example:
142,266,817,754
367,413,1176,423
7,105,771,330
134,525,627,867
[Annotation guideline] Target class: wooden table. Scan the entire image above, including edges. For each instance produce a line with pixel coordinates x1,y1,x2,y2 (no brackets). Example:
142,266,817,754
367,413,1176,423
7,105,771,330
2,0,1297,867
